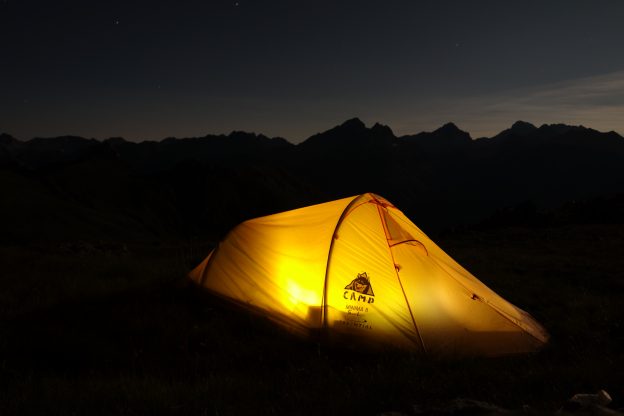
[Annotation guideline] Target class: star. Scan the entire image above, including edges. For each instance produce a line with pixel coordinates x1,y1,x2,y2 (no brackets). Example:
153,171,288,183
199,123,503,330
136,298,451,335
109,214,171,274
114,19,120,25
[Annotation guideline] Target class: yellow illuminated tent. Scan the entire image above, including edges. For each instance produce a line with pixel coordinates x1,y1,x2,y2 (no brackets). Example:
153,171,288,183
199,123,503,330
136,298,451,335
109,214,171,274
189,193,548,356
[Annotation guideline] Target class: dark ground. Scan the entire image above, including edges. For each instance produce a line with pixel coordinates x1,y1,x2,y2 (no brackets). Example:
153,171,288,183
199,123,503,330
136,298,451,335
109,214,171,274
1,223,623,415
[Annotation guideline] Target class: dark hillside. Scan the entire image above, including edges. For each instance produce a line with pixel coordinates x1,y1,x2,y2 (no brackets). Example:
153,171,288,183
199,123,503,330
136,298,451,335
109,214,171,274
3,119,623,241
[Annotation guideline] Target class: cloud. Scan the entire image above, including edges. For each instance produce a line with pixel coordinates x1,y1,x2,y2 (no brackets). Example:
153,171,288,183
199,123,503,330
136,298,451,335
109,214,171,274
393,70,624,138
462,71,624,137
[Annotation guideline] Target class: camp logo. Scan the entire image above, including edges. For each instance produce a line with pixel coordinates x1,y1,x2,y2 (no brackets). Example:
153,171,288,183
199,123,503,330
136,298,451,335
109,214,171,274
343,272,375,304
336,272,374,330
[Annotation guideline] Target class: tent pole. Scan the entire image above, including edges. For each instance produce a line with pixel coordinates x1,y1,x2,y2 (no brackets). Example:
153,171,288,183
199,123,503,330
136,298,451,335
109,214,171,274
320,194,367,340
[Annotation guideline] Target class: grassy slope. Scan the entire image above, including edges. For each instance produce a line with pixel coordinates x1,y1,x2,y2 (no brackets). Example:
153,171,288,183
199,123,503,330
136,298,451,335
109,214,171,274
0,225,623,415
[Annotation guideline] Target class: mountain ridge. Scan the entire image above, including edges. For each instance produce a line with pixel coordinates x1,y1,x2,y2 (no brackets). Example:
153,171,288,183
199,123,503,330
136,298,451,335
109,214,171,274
1,119,623,241
3,119,621,145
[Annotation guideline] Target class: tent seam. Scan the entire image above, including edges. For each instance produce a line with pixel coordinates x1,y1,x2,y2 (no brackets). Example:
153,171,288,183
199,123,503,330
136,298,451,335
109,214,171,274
387,209,545,342
374,200,428,353
427,256,545,343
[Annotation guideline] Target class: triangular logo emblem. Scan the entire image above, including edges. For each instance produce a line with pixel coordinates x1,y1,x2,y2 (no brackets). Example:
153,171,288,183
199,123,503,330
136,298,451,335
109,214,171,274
344,272,374,296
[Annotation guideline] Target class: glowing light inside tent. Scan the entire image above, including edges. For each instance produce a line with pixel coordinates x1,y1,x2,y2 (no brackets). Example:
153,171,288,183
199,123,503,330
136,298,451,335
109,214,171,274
273,253,322,313
285,278,320,307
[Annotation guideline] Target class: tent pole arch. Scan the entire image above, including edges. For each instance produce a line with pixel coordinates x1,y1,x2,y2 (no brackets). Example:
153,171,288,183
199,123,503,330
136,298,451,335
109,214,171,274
320,194,368,332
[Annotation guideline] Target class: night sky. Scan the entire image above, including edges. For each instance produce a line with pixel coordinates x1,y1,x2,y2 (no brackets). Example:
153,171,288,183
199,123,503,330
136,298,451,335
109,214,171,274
2,0,624,142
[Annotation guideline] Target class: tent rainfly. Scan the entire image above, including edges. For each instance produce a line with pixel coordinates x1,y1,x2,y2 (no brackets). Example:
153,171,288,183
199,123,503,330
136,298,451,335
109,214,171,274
189,193,549,356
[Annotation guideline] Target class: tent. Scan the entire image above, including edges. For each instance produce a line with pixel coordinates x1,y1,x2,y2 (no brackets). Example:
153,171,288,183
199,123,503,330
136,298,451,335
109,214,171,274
189,193,548,356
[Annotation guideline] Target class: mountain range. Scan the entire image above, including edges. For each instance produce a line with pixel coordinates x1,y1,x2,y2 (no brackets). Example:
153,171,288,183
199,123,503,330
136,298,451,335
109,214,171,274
2,119,623,243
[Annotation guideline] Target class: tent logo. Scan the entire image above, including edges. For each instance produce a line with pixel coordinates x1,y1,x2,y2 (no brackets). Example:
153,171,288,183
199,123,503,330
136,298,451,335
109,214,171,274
344,272,375,304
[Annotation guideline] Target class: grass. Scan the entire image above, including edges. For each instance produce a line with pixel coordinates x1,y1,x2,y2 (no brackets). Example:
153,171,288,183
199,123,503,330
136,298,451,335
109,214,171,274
1,225,623,415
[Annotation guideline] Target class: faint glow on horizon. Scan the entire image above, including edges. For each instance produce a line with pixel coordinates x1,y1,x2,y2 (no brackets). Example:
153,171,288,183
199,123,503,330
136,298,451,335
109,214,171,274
4,71,624,142
394,70,624,139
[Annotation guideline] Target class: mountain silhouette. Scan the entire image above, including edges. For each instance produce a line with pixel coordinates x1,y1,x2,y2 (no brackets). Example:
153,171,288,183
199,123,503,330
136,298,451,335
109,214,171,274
299,118,395,153
1,119,623,242
490,120,537,141
401,122,472,154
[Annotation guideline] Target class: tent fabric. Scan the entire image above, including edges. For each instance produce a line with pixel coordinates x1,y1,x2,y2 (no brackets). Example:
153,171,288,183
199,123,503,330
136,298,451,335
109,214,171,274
189,193,549,356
